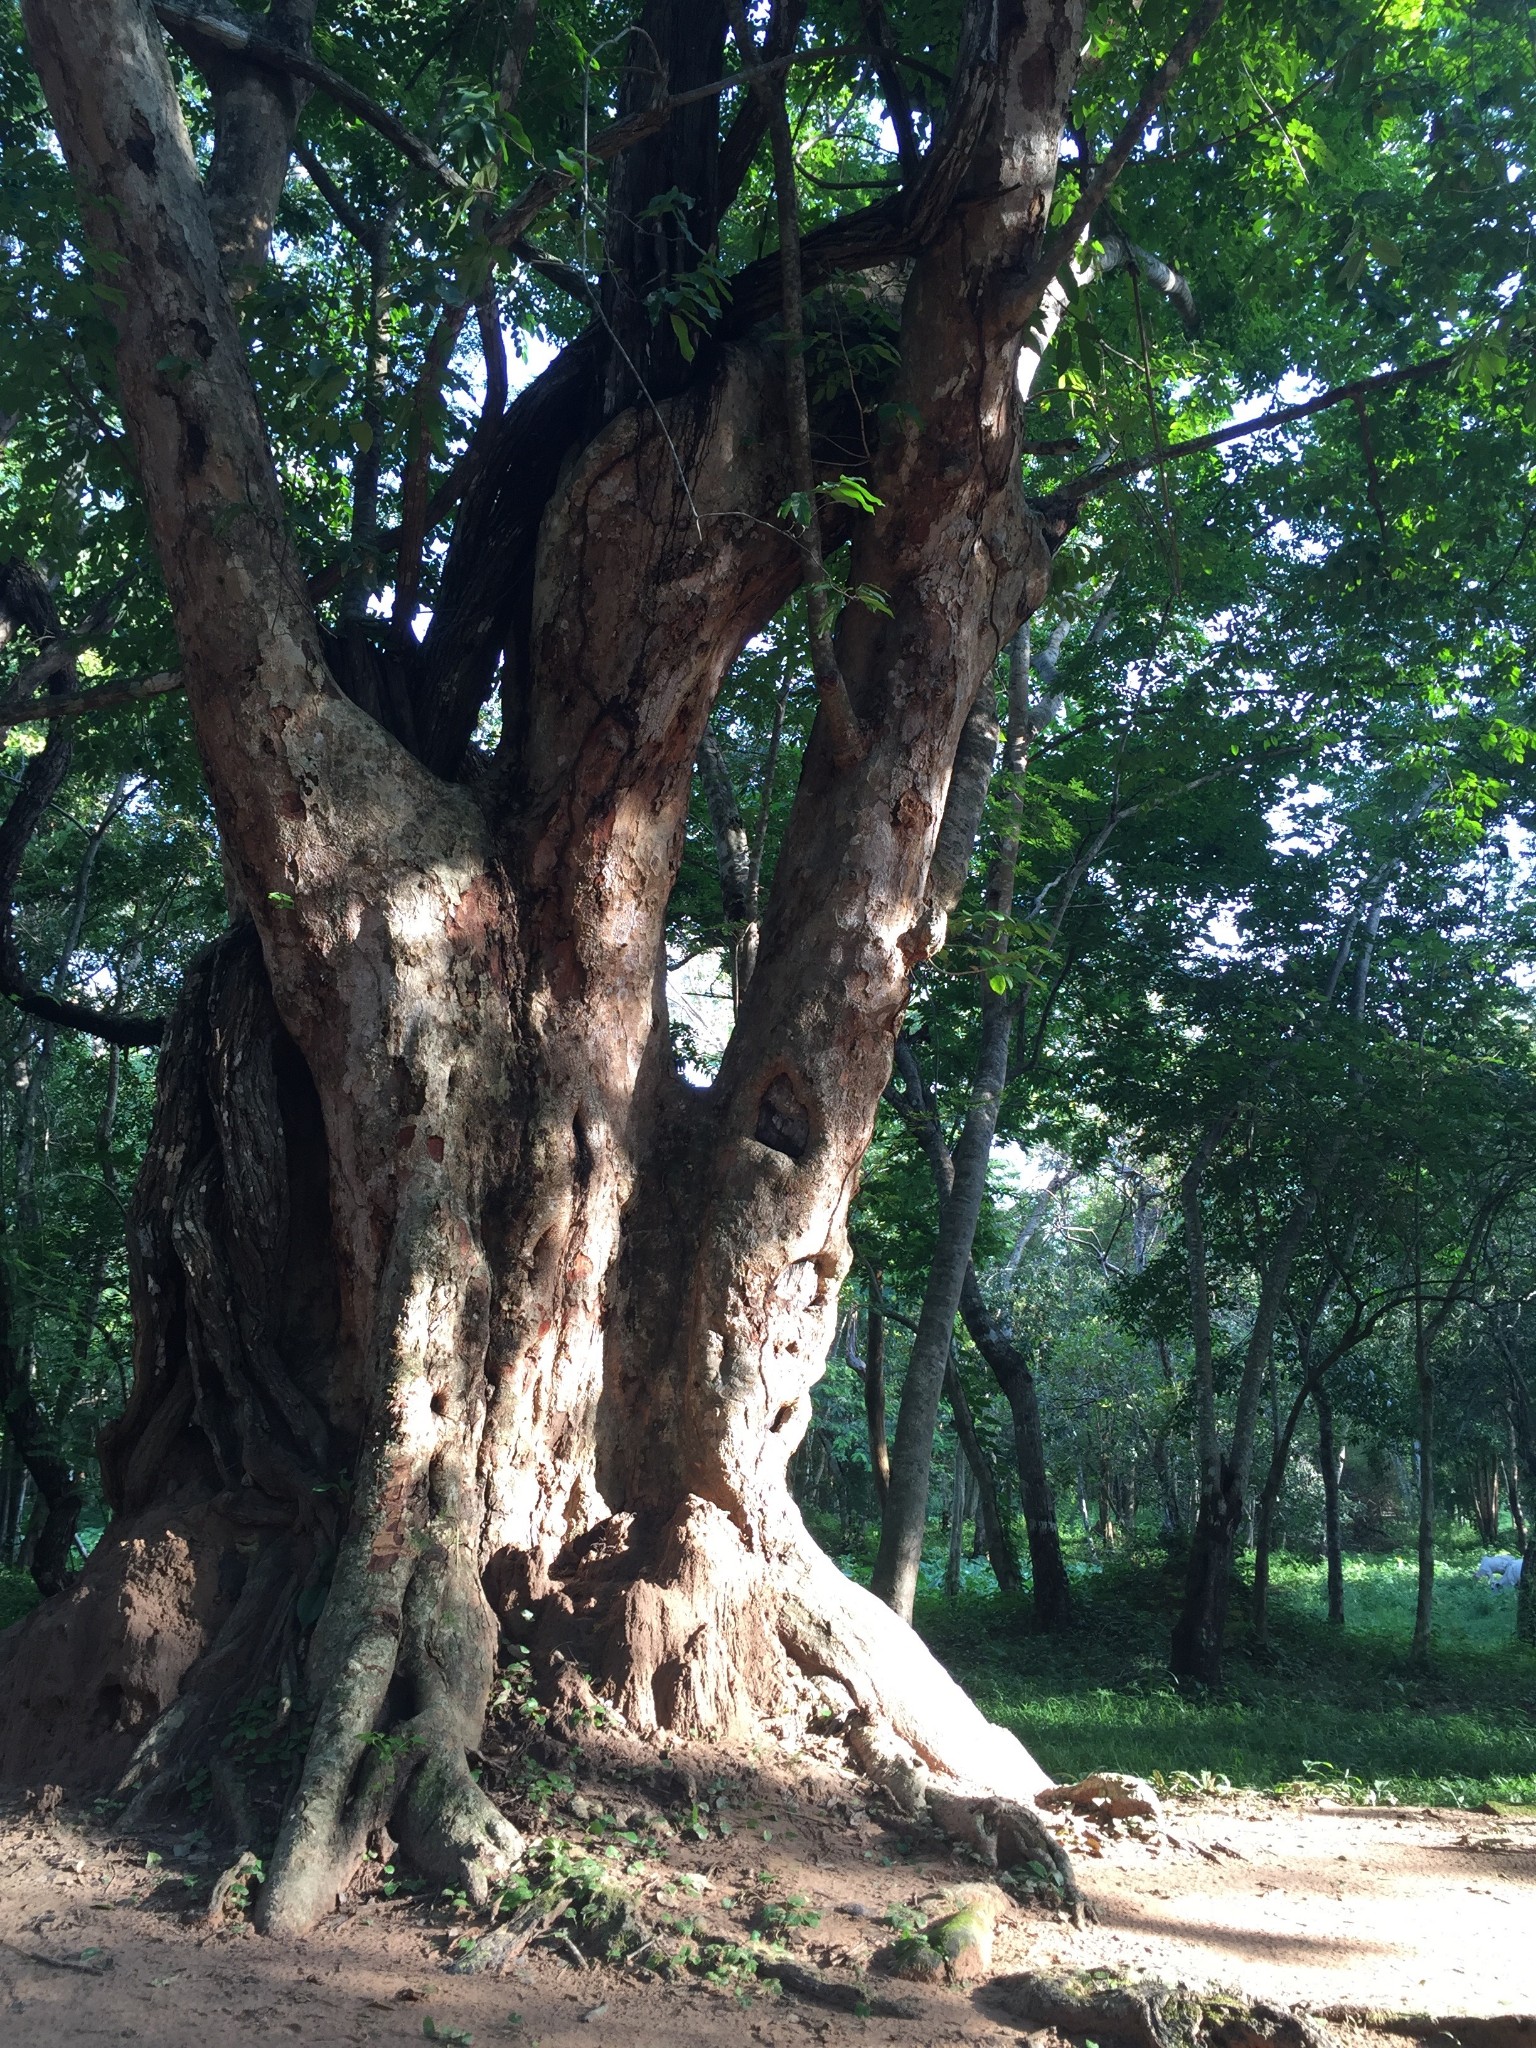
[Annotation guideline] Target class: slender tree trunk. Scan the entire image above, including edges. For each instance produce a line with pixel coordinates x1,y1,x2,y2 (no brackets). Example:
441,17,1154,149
1411,1283,1436,1660
0,1237,83,1599
865,1282,890,1510
1172,1126,1343,1683
1316,1382,1345,1625
1469,1452,1500,1547
0,1437,24,1564
953,1267,1071,1626
1148,1425,1182,1536
944,1347,1021,1593
1506,1415,1528,1552
1251,1478,1279,1650
944,1449,967,1598
1501,1362,1536,1646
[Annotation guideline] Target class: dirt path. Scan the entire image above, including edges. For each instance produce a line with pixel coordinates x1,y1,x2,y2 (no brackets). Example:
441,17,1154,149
0,1782,1531,2046
1070,1800,1536,2017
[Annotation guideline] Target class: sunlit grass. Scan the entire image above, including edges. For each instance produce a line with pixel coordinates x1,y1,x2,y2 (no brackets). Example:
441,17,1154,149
915,1538,1536,1809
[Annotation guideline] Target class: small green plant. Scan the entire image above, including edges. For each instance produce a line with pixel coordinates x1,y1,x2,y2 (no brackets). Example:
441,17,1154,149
360,1728,423,1765
422,2021,473,2046
754,1892,821,1936
224,1857,264,1915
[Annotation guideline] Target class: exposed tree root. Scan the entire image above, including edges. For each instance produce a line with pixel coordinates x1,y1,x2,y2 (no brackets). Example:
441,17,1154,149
776,1535,1084,1914
533,1502,1080,1917
977,1970,1340,2048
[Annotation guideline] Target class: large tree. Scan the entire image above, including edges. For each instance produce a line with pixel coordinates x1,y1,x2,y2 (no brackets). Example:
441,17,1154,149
0,0,1134,1933
2,0,1529,1938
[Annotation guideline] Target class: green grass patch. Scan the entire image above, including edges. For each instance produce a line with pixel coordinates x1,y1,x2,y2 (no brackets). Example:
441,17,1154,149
0,1564,39,1633
914,1541,1536,1809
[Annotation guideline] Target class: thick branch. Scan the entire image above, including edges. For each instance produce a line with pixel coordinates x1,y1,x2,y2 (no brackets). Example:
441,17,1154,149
155,2,468,193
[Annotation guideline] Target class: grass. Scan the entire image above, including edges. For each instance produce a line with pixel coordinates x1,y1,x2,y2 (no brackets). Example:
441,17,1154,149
4,1517,1530,1810
914,1534,1536,1809
0,1564,37,1632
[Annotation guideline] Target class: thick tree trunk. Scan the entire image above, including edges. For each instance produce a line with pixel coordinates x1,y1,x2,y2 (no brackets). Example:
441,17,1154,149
10,0,1096,1935
1315,1384,1346,1626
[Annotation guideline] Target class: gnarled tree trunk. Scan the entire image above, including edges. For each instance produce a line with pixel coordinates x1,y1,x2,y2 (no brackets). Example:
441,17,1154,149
2,0,1103,1937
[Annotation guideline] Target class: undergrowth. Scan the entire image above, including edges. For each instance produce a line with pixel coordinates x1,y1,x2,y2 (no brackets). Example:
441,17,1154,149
914,1536,1536,1809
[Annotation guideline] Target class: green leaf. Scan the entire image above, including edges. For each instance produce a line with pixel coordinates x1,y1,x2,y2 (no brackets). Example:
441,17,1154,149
818,474,883,516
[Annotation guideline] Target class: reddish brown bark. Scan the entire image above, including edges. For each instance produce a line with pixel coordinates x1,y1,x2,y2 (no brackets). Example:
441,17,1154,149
0,0,1174,1933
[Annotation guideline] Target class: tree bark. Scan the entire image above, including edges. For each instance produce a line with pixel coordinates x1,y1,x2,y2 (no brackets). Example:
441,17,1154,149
945,1347,1022,1593
8,0,1095,1933
864,1284,890,1509
1315,1383,1345,1626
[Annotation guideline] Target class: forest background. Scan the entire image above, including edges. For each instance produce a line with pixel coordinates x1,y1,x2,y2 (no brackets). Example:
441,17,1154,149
2,0,1536,1846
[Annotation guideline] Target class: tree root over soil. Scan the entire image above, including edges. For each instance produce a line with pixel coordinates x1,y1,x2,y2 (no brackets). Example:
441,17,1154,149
1319,2016,1536,2048
976,1969,1341,2048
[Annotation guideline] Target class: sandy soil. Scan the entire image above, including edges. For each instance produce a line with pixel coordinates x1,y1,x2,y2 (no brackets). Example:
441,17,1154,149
1,1762,1532,2047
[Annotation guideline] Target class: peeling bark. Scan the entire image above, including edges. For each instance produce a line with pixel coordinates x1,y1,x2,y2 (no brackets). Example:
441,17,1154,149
7,0,1109,1929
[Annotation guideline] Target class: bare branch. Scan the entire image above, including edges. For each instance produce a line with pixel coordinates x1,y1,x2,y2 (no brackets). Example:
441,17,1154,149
0,671,183,730
1050,353,1458,507
1098,225,1198,333
293,139,373,246
0,593,165,1044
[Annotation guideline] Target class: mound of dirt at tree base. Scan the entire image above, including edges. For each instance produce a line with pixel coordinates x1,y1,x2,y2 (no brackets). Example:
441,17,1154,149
0,1739,1532,2047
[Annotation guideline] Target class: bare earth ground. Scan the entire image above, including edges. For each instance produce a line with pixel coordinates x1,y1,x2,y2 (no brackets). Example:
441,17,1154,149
1,1755,1532,2048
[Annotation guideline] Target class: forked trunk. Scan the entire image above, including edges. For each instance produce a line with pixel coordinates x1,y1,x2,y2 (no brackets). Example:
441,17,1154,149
9,0,1093,1936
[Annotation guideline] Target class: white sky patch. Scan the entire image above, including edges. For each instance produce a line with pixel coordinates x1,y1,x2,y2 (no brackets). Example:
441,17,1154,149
667,950,734,1081
506,329,560,396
